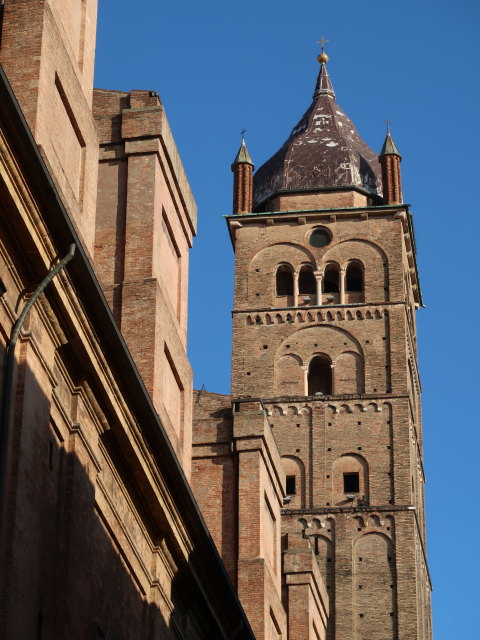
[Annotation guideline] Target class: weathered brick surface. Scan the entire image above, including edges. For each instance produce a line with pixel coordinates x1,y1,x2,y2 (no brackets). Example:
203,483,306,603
193,175,429,638
0,0,99,255
270,190,370,211
191,391,237,582
0,1,431,635
220,188,430,638
232,162,254,214
283,533,329,640
0,2,261,636
192,394,289,640
93,89,196,475
0,70,254,640
380,155,403,205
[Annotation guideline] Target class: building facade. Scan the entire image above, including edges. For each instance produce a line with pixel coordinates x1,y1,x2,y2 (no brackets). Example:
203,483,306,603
0,0,254,638
0,0,432,636
192,52,432,640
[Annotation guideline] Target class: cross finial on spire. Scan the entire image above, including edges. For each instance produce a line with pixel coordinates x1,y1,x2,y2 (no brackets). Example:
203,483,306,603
240,128,246,139
316,37,330,64
316,36,329,53
385,119,392,134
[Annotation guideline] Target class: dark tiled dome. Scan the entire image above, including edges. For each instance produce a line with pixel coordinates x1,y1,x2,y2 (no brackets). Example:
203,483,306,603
252,63,382,209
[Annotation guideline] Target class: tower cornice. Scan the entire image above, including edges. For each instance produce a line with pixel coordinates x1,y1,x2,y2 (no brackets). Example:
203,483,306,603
225,203,410,221
231,393,411,405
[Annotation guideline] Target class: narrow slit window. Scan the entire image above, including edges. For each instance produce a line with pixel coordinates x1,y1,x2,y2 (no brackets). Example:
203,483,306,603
308,355,332,395
286,475,296,495
343,472,360,493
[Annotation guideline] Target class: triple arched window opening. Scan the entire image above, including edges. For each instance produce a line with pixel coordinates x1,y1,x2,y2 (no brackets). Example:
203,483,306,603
276,262,364,297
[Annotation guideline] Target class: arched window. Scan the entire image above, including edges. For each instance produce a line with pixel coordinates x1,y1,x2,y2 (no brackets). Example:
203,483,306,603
276,265,293,296
323,264,339,293
346,262,363,292
299,266,316,295
332,454,369,505
282,456,306,509
308,355,332,395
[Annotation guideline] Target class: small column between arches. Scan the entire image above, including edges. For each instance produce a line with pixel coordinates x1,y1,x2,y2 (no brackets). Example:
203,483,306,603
315,271,323,306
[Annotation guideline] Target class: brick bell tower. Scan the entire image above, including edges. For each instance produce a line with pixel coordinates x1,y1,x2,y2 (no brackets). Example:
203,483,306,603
226,48,432,639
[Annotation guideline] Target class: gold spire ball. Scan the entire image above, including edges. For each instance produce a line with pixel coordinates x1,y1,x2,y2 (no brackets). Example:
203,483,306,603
316,36,329,63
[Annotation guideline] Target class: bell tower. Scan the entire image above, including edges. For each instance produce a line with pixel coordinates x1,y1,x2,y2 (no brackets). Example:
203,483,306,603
226,50,432,640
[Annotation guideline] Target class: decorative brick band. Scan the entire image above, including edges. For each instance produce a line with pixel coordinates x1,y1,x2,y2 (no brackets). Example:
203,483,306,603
245,306,389,326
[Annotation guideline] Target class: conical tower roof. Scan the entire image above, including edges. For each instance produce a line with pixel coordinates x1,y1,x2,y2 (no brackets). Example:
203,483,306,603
253,59,382,208
380,130,401,157
232,138,253,166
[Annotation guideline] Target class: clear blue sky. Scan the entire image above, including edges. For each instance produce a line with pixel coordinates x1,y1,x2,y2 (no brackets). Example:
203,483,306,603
94,1,479,637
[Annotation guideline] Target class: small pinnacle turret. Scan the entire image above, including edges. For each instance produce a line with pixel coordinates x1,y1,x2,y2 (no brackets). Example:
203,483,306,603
231,137,254,214
233,137,253,166
380,127,403,205
381,131,401,157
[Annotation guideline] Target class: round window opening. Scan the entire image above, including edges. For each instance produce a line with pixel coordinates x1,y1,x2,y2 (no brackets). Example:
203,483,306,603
309,228,331,248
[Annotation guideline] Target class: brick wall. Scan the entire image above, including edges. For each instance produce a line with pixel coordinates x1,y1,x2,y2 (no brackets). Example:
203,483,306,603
270,189,370,212
192,393,293,640
93,89,196,476
283,533,329,640
191,391,238,583
223,199,430,639
0,0,99,255
0,82,254,639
